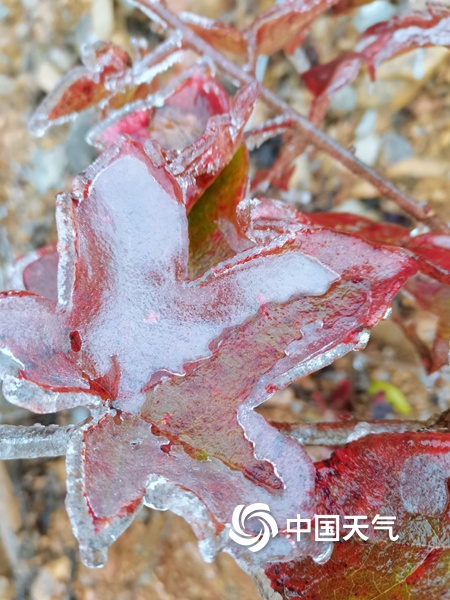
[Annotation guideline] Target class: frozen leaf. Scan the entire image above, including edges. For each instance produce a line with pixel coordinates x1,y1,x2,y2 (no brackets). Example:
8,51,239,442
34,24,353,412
301,4,450,123
179,12,247,56
360,4,450,77
266,432,450,599
302,212,450,286
0,140,415,566
302,212,411,246
301,53,364,124
406,233,450,285
246,0,339,56
29,41,133,136
180,0,342,63
96,71,230,152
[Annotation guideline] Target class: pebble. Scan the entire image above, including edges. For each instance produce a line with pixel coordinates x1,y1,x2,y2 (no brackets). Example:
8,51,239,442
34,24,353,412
25,146,68,196
381,132,413,165
0,75,15,96
354,132,382,166
91,0,114,41
355,109,378,138
0,3,8,21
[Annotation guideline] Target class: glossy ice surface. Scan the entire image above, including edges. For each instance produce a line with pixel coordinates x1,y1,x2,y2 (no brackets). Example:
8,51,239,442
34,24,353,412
266,432,450,599
0,138,417,567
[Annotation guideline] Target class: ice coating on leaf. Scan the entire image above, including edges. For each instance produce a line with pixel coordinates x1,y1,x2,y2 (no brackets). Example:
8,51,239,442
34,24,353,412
400,454,450,516
180,0,341,61
96,71,230,152
406,233,450,285
0,423,75,460
29,42,133,136
0,138,417,567
360,4,450,75
302,212,411,246
302,53,364,124
266,432,450,599
301,4,450,124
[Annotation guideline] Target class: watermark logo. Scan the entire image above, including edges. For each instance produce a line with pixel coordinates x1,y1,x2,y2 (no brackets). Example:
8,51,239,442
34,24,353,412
230,506,399,551
229,503,279,552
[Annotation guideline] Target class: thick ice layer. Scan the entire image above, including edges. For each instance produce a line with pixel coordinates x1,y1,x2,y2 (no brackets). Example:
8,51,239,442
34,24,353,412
0,140,417,568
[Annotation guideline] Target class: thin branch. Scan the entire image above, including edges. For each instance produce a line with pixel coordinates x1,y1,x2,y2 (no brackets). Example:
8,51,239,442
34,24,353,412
272,419,427,445
0,423,75,460
0,419,433,460
131,0,449,234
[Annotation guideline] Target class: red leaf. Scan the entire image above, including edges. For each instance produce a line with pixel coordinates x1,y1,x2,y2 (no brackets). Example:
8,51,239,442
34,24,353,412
303,212,411,246
361,5,450,76
301,53,363,123
29,42,132,135
179,12,247,56
247,0,339,56
0,142,416,565
406,233,450,285
301,5,450,122
266,432,450,598
21,243,58,301
97,71,230,151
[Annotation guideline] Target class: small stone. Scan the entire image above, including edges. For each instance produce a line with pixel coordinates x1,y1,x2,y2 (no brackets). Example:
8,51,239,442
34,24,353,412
25,146,68,196
91,0,115,41
0,2,9,20
0,75,15,96
381,132,413,165
355,109,378,138
35,61,62,93
30,557,71,600
354,132,381,166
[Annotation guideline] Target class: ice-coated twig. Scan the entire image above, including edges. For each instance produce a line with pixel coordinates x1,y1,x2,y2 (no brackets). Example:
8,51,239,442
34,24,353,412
273,419,427,445
0,423,76,459
130,0,449,234
0,419,432,461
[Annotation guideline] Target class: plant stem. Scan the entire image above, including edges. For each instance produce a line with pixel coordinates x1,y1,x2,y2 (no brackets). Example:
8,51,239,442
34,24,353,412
0,419,431,460
132,0,449,233
0,424,74,460
272,419,426,445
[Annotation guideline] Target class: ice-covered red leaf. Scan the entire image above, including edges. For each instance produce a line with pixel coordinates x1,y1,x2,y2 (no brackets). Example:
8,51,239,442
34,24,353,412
179,12,247,56
96,71,230,151
17,243,58,301
246,0,339,56
29,42,132,135
180,0,341,61
301,4,450,123
303,212,411,246
406,233,450,285
266,432,450,599
301,53,364,123
361,4,450,77
0,140,417,566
